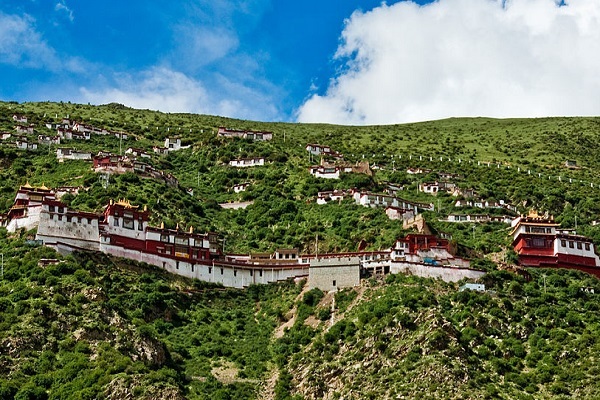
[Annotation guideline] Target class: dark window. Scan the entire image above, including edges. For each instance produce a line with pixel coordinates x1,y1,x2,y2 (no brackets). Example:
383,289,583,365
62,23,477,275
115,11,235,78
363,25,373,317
569,241,574,248
234,270,237,277
250,270,253,276
259,270,263,277
585,243,591,251
208,267,212,274
113,217,119,226
49,206,55,212
561,240,567,247
138,221,143,231
220,268,224,275
176,261,179,270
191,265,194,272
577,242,583,250
333,280,337,287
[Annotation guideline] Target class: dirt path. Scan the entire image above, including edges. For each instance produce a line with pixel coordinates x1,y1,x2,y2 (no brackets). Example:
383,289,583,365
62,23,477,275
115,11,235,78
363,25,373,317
273,284,310,339
257,368,279,400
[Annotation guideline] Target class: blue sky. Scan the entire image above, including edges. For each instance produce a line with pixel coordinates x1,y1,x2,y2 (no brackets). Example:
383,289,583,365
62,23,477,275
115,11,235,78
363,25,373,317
1,0,599,124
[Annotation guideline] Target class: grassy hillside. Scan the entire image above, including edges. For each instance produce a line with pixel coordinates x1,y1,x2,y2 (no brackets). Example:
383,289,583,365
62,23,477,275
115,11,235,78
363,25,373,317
280,268,600,399
3,101,600,254
1,101,600,398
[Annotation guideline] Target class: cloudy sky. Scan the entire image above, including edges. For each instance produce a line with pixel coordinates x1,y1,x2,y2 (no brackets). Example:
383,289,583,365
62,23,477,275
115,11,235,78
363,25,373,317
1,0,598,124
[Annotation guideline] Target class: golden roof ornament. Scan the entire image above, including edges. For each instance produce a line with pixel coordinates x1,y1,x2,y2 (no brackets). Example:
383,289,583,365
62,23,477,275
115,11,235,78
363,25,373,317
115,198,138,209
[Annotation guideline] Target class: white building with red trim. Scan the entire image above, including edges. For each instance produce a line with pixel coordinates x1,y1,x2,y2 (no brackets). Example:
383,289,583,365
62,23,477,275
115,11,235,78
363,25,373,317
2,184,56,232
511,211,600,277
309,165,340,179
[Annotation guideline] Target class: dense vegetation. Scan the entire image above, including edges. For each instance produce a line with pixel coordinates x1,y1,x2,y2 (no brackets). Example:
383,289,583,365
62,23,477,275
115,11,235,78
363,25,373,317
0,101,600,398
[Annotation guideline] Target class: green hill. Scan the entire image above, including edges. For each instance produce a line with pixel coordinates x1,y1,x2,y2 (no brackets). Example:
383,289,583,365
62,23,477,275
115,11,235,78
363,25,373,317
1,101,600,399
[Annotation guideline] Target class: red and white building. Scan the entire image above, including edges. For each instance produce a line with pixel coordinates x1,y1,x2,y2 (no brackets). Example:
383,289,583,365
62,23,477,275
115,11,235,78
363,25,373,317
12,114,27,123
93,154,133,173
36,198,308,288
511,211,600,277
15,124,34,134
317,190,349,204
309,165,340,179
1,184,56,232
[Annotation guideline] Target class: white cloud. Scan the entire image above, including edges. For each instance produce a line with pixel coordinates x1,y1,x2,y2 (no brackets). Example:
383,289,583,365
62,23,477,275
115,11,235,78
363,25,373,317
55,1,74,22
297,0,600,125
0,12,59,69
79,66,281,121
0,11,86,72
173,24,239,68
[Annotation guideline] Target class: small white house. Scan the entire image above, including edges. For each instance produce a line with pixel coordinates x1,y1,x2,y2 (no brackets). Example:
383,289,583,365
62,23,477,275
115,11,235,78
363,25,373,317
309,165,340,179
459,283,486,292
419,182,440,194
164,137,188,151
125,147,151,158
16,138,38,150
306,144,332,156
233,183,251,193
229,158,265,168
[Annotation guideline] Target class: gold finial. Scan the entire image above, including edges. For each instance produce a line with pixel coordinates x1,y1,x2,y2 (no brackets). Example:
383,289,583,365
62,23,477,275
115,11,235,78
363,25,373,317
189,226,194,233
176,223,180,231
40,183,49,190
160,221,164,229
110,199,114,205
143,205,147,212
528,209,539,218
24,181,32,188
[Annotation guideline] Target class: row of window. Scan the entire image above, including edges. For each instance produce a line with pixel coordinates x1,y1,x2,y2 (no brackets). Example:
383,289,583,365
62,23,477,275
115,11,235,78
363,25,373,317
525,226,553,234
560,239,591,251
169,263,265,277
48,205,65,213
53,214,93,224
113,217,143,231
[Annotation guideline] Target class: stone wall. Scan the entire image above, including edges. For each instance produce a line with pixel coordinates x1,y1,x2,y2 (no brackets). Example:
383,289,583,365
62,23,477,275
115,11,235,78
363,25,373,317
309,257,361,291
